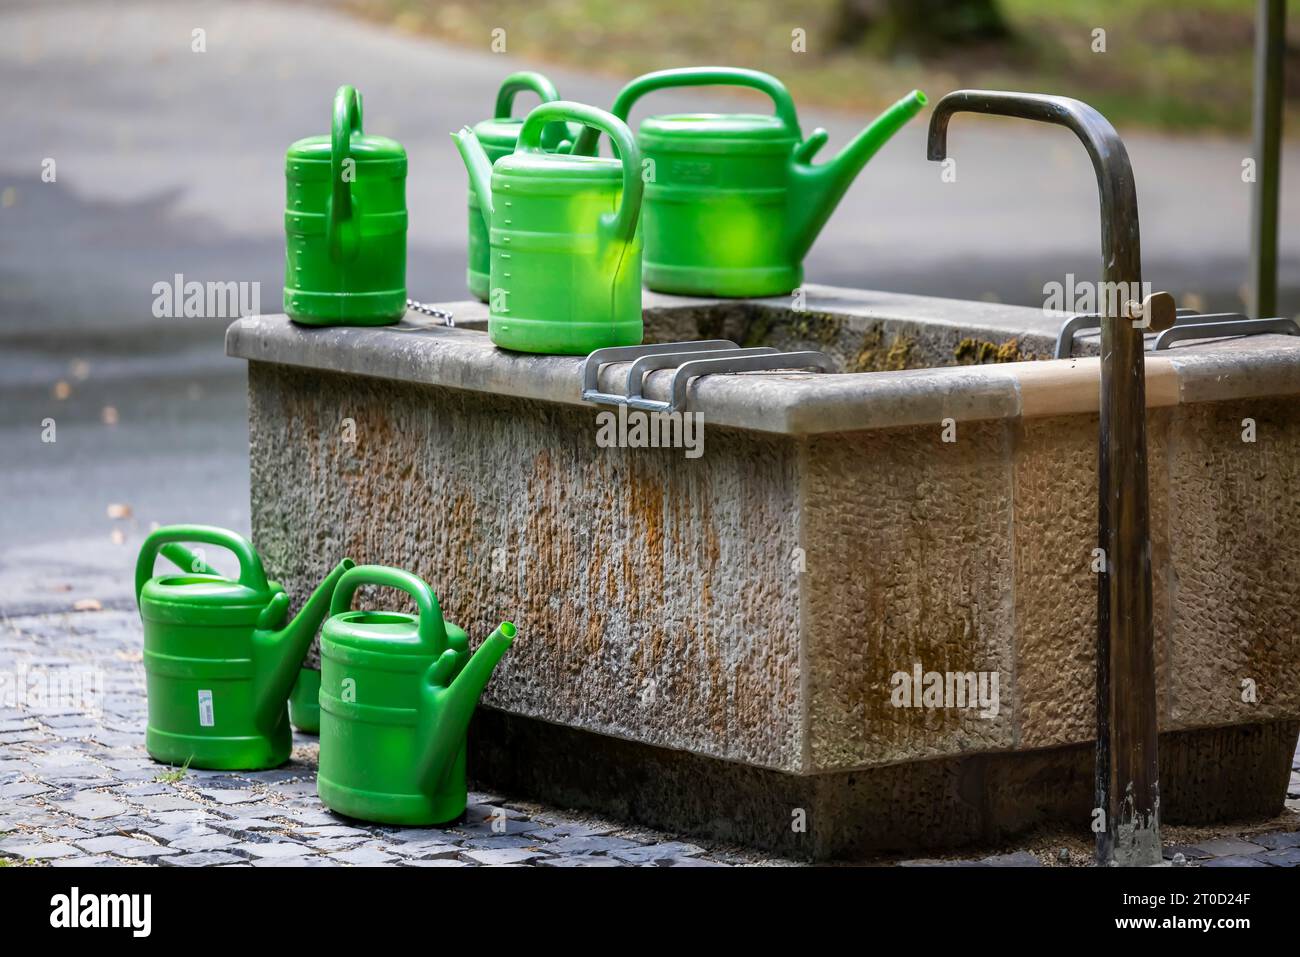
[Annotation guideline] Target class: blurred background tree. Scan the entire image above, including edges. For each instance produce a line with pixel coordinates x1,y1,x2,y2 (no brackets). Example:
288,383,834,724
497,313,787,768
345,0,1298,133
830,0,1011,51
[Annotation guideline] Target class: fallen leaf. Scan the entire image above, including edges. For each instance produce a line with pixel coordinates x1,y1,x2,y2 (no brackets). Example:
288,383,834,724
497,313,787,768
73,598,102,612
106,503,132,519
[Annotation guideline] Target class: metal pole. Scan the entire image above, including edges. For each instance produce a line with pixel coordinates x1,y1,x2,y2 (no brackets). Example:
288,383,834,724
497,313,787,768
1096,291,1163,868
928,91,1170,865
1248,0,1285,319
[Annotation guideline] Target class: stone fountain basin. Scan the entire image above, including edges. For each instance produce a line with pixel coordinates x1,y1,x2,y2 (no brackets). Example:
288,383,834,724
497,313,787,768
227,285,1300,858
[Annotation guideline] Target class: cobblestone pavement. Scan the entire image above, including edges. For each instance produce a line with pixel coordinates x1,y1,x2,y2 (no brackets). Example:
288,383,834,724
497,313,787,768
2,609,1298,868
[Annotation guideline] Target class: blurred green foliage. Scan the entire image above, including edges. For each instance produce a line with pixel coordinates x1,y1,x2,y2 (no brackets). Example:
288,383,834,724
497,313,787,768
344,0,1299,132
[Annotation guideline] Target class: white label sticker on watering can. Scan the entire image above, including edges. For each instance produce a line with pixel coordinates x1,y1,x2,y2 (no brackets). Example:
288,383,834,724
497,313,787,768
197,689,214,727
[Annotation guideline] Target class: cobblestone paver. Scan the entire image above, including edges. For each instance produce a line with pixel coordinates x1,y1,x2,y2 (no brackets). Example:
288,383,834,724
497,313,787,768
1,609,1298,867
0,610,777,868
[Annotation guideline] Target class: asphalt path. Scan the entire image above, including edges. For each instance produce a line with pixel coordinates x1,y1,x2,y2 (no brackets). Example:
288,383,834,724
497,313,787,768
1,0,1296,609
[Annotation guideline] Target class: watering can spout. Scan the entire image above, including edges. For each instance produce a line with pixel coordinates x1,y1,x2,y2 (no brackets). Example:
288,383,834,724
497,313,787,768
452,128,495,229
418,622,516,790
158,542,214,576
787,89,927,261
252,558,356,728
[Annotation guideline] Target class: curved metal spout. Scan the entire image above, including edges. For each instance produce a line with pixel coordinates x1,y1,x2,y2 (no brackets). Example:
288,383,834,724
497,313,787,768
927,90,1161,868
927,90,1140,293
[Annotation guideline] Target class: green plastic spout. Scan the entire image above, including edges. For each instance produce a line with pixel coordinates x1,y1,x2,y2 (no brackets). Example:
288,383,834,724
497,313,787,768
786,89,927,261
452,128,494,230
417,621,516,792
251,558,356,730
159,542,215,575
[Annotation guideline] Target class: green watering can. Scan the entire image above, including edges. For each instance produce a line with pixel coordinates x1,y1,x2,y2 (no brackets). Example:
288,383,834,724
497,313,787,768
284,85,408,326
463,72,580,302
317,565,515,825
136,525,354,770
453,101,644,355
572,67,927,298
287,667,322,734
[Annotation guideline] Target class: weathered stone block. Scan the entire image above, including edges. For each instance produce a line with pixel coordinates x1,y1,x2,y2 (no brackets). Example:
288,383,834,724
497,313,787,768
230,286,1300,856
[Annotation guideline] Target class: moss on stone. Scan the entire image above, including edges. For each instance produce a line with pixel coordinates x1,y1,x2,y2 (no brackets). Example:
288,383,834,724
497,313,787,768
955,336,1023,365
788,312,844,346
849,326,916,372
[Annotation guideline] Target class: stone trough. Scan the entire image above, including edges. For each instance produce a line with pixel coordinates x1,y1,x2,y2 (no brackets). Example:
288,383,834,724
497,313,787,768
227,285,1300,860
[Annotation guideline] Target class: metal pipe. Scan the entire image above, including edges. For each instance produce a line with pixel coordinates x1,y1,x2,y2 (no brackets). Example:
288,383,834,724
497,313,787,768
1247,0,1285,319
927,90,1162,866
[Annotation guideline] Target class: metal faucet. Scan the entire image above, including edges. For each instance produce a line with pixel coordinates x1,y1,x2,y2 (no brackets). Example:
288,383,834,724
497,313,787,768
928,90,1172,867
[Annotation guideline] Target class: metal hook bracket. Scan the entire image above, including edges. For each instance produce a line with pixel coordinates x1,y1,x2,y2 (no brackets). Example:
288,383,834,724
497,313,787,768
580,340,836,415
1056,307,1299,358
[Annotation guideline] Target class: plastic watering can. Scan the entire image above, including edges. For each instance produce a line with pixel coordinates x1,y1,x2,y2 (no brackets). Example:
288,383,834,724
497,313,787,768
316,565,515,825
284,85,408,327
453,100,645,355
572,67,927,297
135,525,354,770
463,72,580,302
287,667,322,734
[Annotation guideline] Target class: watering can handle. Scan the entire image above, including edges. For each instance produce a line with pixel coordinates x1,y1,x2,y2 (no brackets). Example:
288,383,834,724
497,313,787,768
573,67,800,156
330,85,364,226
494,71,561,119
329,565,448,653
134,525,270,605
495,71,577,153
518,101,642,245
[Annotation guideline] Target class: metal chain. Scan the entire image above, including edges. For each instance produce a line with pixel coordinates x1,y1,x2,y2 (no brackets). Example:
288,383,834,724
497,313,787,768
406,298,455,327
